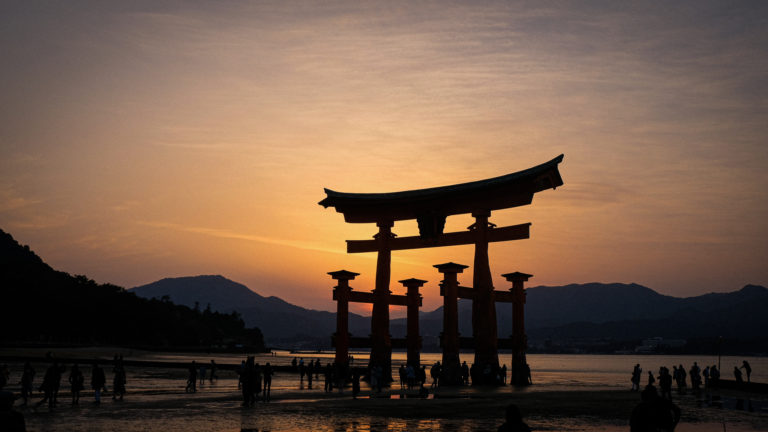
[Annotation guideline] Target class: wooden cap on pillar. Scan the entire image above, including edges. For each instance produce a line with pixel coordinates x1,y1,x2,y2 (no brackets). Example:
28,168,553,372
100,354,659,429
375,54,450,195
434,262,469,274
501,272,533,282
328,270,360,280
398,278,427,287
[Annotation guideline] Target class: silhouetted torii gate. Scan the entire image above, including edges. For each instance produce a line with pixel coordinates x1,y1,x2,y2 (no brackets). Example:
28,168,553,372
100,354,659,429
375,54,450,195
320,154,564,385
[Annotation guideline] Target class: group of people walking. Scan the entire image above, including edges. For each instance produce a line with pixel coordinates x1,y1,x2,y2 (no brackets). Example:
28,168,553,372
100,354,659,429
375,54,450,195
235,357,273,406
396,360,512,389
1,354,125,410
397,363,428,390
631,360,753,396
184,359,219,393
290,357,353,395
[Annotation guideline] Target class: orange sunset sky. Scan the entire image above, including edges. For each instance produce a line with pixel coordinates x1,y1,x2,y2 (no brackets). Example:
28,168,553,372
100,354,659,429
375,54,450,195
1,1,767,316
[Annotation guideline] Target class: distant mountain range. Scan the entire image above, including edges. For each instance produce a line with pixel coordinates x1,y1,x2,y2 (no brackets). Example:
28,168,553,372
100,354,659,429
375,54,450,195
408,283,768,341
0,229,265,350
131,276,372,343
131,275,768,350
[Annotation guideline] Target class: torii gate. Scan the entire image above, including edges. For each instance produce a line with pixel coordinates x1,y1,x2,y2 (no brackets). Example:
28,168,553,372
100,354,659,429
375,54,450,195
320,154,564,385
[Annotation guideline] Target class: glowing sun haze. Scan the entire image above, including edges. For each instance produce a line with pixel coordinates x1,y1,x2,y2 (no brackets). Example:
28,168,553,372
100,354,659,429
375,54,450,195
2,1,767,315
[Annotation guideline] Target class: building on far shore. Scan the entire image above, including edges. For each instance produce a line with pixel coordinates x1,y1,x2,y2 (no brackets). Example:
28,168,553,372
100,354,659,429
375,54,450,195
634,337,686,353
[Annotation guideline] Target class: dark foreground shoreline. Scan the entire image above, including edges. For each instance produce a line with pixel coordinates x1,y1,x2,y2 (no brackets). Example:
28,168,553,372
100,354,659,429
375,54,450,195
13,388,768,432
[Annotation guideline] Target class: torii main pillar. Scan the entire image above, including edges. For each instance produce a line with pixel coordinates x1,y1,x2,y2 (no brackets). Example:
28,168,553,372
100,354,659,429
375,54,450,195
471,210,500,384
370,221,394,381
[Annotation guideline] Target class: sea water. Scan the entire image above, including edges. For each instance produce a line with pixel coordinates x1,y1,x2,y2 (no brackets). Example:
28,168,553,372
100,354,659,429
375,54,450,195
122,351,768,391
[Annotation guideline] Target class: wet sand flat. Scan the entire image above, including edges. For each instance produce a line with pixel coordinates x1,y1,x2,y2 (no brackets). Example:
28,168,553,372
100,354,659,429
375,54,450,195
4,348,767,431
18,386,768,431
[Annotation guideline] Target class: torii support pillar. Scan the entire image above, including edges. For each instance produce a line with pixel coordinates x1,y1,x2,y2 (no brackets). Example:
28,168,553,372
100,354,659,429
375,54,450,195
370,221,394,381
399,278,425,369
471,211,500,384
502,272,532,386
330,270,359,365
436,262,467,386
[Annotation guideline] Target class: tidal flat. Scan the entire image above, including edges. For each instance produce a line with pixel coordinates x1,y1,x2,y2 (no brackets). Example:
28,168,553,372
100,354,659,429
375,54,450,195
3,349,766,431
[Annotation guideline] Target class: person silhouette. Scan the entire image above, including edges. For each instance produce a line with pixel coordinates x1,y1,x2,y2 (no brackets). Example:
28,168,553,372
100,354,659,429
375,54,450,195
630,385,680,432
335,361,347,394
734,366,744,383
237,360,245,389
406,364,416,390
676,364,687,394
68,364,84,405
430,361,441,388
524,363,532,385
710,365,720,386
689,363,701,393
254,363,262,402
240,357,251,406
19,362,35,407
659,367,672,400
241,357,256,406
91,362,107,404
263,362,273,401
702,366,710,388
37,360,64,409
112,361,126,401
186,361,197,393
0,365,8,390
0,391,25,432
631,364,642,391
199,364,207,386
497,404,532,432
741,361,752,383
209,360,217,383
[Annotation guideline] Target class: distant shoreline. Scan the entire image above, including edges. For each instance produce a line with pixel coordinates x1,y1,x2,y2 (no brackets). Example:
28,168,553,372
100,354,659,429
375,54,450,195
4,342,765,358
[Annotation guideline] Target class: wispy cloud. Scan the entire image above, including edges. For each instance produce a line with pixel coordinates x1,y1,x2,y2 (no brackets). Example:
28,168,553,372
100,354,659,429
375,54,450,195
4,213,69,230
139,220,347,255
109,200,142,213
138,220,430,267
150,140,238,150
0,186,41,213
